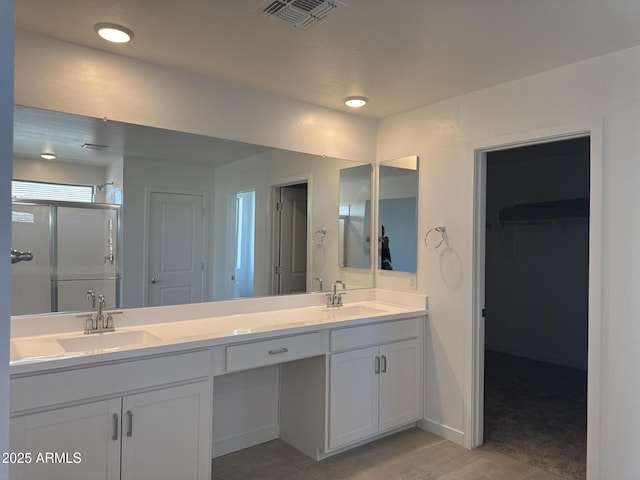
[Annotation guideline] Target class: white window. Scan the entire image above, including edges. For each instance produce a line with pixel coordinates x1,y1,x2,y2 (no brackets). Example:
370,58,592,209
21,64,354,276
12,180,94,203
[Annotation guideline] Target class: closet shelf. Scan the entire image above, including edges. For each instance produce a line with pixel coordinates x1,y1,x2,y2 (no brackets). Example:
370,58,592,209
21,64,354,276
498,197,589,225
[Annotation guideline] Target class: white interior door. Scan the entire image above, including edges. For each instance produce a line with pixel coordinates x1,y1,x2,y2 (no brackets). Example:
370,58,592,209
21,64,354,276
148,192,205,306
277,185,307,295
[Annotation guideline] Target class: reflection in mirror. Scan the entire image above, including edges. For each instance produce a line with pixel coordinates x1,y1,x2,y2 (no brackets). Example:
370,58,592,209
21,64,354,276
338,165,372,269
11,105,374,316
378,155,419,273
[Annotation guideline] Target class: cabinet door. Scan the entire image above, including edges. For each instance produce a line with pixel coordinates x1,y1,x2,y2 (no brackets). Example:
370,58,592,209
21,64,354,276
120,381,211,480
379,339,421,432
9,398,121,480
328,346,379,450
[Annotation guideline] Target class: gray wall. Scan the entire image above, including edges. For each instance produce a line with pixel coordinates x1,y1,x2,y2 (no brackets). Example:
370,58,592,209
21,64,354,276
0,0,14,473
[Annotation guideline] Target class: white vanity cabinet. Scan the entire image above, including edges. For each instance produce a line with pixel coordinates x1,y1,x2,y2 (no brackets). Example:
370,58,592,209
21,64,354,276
328,318,422,450
9,398,122,480
9,351,211,480
120,381,211,480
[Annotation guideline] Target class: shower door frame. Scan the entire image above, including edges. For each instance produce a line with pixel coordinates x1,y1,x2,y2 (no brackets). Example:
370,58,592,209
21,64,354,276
12,199,122,312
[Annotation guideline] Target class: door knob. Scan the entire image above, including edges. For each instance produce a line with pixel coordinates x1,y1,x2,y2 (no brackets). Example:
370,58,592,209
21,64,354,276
150,277,163,284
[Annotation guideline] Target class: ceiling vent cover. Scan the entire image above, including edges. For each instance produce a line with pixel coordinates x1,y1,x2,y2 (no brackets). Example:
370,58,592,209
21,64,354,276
261,0,346,30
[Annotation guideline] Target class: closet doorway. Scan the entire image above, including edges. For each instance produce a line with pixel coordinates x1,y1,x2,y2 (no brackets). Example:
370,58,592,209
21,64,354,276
272,182,308,295
480,137,590,479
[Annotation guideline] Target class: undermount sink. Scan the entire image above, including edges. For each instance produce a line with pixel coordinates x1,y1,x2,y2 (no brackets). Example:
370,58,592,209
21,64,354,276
323,305,387,317
57,330,164,353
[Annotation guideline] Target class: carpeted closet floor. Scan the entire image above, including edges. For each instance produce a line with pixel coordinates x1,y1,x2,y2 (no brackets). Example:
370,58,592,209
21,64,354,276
482,350,587,480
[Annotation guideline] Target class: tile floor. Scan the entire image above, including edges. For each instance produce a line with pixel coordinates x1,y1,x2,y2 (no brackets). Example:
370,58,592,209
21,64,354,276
212,428,564,480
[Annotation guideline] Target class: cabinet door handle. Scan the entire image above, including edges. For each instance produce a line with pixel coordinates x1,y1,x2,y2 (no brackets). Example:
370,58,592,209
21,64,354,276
381,355,387,373
112,413,119,441
127,410,133,437
374,356,380,374
268,347,288,355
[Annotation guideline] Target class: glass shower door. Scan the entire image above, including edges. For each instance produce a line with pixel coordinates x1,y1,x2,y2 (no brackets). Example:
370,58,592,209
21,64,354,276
11,204,52,315
56,206,119,312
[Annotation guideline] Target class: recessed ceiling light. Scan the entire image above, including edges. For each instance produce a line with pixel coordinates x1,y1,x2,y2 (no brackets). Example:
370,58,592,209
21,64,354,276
40,152,56,160
94,23,135,43
344,96,368,108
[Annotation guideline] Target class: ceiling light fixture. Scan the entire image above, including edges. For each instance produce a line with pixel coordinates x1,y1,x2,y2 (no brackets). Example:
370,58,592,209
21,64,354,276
40,152,57,160
344,96,368,108
94,23,135,43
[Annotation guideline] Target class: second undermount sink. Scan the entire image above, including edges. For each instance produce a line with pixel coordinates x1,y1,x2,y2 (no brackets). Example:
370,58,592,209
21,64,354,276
57,329,164,353
323,305,387,318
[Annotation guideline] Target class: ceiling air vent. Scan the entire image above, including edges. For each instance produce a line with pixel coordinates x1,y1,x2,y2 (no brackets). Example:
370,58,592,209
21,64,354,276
261,0,346,30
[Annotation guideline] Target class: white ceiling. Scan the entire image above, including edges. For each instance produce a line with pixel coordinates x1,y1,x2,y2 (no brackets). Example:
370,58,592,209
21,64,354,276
13,105,273,167
16,0,640,119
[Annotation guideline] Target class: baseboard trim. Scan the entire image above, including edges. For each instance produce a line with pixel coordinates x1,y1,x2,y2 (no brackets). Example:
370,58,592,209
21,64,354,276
212,424,279,458
418,419,464,445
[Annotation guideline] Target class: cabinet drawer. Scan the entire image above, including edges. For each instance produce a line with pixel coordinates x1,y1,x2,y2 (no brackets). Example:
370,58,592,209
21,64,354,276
225,332,326,372
11,350,211,414
330,317,421,352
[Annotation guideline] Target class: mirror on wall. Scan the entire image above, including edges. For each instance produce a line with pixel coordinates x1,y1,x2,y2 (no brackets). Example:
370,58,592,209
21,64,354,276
378,155,419,273
11,105,374,316
338,164,372,269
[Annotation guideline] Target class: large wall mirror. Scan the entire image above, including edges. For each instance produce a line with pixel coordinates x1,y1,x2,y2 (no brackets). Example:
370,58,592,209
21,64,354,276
378,155,419,273
11,105,374,317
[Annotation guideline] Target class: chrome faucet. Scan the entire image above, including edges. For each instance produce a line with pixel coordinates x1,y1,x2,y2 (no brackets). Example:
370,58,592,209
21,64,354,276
96,294,106,330
313,277,323,292
327,280,346,307
79,294,120,334
86,290,96,311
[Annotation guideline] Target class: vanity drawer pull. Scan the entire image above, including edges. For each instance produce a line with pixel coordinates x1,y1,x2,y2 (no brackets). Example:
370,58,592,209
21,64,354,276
127,410,133,437
225,332,325,372
268,347,289,355
112,413,119,441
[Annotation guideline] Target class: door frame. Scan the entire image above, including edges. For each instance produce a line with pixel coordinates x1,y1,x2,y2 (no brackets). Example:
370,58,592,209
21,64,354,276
269,174,313,296
143,187,208,306
468,120,603,479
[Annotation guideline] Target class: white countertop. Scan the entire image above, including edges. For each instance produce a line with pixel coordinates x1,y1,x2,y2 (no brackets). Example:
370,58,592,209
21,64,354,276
10,289,427,376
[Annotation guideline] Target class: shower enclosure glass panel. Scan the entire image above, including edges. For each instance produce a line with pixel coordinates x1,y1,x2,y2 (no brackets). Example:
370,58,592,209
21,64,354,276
11,200,121,316
11,204,51,315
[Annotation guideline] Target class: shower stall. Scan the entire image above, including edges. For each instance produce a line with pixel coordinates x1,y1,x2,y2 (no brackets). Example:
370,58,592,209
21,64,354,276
11,199,121,316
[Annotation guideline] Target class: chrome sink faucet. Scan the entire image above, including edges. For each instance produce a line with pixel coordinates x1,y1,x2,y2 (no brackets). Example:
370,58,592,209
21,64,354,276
80,293,120,334
95,294,106,330
327,280,346,307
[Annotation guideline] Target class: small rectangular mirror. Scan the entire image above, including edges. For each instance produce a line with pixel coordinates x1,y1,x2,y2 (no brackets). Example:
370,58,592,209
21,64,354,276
378,155,418,273
338,164,372,269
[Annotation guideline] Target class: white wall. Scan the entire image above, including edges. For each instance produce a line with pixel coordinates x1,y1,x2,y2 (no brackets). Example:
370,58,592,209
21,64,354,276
0,0,14,475
121,157,215,308
212,150,367,299
14,30,376,163
377,45,640,477
13,156,107,189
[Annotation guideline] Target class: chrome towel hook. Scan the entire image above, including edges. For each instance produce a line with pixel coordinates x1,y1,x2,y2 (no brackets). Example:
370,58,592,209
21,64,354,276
424,226,446,249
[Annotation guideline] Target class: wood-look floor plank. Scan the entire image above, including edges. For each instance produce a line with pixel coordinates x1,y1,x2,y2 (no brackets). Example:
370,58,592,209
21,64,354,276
211,428,563,480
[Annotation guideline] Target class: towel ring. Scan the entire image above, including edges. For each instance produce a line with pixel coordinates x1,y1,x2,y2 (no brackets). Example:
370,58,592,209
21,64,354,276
424,226,446,249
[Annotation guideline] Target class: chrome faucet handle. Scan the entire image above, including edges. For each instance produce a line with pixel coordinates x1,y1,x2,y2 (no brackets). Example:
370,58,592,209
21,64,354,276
105,311,123,330
77,313,95,334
